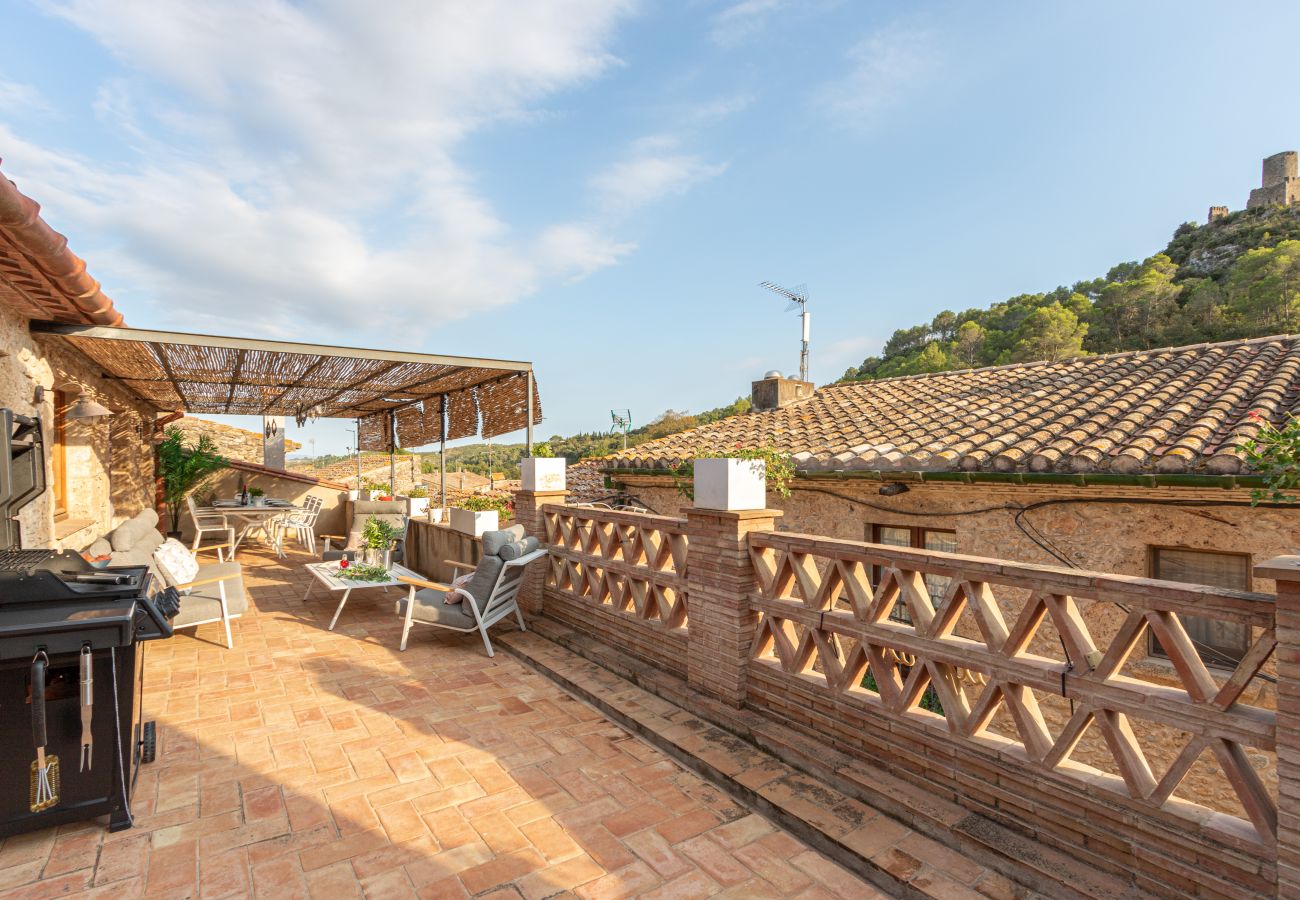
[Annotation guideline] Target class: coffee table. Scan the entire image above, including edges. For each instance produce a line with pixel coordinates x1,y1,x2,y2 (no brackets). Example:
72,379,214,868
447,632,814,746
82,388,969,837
302,559,419,631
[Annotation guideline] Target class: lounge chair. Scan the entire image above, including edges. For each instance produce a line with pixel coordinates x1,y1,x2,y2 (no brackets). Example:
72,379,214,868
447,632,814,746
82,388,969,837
394,525,546,657
152,538,247,649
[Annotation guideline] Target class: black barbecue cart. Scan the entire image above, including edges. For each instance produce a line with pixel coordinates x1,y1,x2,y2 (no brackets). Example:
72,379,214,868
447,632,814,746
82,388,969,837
0,408,178,837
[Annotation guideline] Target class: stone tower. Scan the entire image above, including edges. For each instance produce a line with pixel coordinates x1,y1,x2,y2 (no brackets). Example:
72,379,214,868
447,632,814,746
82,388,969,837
1247,151,1300,209
1207,205,1229,223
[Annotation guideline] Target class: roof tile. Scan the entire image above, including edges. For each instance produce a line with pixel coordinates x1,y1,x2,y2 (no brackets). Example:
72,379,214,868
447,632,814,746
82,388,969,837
610,335,1300,476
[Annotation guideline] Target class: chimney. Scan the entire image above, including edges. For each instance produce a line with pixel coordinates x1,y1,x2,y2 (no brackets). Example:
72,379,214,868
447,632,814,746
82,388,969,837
751,370,814,411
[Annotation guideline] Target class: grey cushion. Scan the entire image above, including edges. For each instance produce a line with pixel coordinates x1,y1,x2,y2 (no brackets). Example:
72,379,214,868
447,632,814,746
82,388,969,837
399,588,477,630
480,525,526,557
463,555,505,609
109,510,160,552
344,513,407,551
87,538,112,558
171,562,247,628
498,535,539,561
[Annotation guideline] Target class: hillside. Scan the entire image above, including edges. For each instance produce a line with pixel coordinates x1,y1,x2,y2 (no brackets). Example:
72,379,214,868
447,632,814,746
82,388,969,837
421,397,752,476
840,204,1300,381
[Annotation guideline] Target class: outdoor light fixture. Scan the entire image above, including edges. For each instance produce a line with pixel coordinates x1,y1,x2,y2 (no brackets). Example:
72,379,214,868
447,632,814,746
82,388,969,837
879,482,910,497
265,419,281,439
67,392,113,420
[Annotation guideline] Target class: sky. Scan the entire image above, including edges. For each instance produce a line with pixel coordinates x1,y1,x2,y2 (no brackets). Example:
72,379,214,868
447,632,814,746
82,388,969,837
3,1,1299,456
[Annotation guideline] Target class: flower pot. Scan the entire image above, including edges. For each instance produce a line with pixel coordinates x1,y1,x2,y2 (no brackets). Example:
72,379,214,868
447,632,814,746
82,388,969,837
451,508,498,537
363,548,383,567
521,458,566,492
408,497,429,519
693,457,767,511
426,507,445,524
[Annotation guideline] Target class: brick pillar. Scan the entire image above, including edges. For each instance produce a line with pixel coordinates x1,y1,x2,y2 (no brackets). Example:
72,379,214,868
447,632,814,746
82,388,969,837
684,507,780,707
1259,556,1300,898
513,489,568,616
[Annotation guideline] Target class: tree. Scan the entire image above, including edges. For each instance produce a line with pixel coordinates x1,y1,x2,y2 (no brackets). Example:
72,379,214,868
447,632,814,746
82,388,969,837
157,426,227,535
1011,303,1088,362
1227,240,1300,332
953,321,985,368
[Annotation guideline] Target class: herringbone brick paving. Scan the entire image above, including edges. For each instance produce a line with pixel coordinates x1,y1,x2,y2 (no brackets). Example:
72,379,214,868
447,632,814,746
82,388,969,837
0,548,883,898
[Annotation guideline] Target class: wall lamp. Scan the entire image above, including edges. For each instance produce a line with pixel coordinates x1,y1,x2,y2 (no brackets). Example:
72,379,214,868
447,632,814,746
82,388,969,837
879,482,910,497
68,392,113,420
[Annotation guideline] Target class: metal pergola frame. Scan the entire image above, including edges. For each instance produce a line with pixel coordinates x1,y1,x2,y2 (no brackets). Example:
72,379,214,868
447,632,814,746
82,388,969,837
33,322,538,504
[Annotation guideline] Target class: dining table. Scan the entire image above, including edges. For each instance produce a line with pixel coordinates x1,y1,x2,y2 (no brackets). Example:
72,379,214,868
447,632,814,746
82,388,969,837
205,499,303,555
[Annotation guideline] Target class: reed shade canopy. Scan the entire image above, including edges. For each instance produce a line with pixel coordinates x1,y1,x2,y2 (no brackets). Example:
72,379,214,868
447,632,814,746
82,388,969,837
31,323,542,450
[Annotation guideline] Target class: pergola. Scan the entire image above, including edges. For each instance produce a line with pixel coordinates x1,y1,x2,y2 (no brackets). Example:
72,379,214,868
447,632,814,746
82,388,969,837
33,322,541,502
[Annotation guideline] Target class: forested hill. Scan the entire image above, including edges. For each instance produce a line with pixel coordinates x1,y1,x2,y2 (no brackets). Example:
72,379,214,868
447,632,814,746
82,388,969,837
840,204,1300,381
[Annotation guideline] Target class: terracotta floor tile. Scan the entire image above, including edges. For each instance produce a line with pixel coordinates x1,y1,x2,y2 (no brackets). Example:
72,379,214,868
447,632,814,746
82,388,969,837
0,549,884,899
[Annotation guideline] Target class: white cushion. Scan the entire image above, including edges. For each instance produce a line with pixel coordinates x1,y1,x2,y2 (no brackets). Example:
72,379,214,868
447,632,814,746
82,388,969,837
154,538,199,587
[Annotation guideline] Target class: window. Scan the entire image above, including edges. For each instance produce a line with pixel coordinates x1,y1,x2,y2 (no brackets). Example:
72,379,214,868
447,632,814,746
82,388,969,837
869,525,956,623
51,389,68,522
1149,547,1251,668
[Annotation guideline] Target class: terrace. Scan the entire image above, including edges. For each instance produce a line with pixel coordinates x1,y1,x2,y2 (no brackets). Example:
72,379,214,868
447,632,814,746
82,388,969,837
0,546,887,899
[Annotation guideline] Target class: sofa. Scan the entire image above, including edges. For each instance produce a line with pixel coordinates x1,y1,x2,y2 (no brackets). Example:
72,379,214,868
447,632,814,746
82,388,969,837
321,500,408,563
86,509,166,581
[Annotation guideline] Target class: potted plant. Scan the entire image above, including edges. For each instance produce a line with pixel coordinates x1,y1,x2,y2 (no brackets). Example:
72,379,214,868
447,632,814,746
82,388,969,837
672,445,793,511
521,442,566,492
406,485,430,519
361,515,399,567
451,493,507,536
248,486,266,507
157,426,228,538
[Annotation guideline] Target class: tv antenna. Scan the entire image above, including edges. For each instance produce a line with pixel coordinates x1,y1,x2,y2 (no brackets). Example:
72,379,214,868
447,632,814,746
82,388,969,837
760,281,810,383
610,409,632,450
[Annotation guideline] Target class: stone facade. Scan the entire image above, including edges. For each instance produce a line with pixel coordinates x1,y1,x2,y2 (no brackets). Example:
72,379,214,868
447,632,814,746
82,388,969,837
0,301,155,550
175,418,300,466
1248,150,1300,210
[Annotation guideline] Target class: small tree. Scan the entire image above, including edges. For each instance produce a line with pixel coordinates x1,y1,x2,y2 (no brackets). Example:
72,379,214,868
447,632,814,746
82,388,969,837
157,426,227,534
1244,411,1300,504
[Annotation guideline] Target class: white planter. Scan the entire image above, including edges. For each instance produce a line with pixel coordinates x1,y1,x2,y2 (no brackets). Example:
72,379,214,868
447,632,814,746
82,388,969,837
348,489,360,501
693,458,767,511
426,507,446,524
521,457,566,492
451,508,498,537
407,497,429,518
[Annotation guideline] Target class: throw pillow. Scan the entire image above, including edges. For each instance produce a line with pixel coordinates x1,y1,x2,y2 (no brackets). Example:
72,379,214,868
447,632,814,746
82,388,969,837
154,539,200,590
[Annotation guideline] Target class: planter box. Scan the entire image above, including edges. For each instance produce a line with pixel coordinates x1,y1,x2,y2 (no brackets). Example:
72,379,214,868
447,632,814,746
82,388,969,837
425,507,446,524
693,458,766,511
521,458,566,492
451,508,498,537
407,497,430,518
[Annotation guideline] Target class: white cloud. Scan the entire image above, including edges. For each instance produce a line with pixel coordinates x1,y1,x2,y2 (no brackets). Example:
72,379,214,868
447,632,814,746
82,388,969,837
0,78,52,115
711,0,784,47
815,23,937,127
590,136,729,215
8,0,651,338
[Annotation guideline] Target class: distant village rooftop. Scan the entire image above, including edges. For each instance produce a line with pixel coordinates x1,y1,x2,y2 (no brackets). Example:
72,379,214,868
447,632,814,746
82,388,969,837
609,333,1300,478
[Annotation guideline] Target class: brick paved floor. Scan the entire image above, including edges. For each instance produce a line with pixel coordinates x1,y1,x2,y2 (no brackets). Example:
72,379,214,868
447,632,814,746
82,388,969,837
0,548,884,899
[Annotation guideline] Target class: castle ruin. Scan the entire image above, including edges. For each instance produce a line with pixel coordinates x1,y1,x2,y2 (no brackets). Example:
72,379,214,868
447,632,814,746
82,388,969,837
1247,150,1300,209
1207,151,1300,223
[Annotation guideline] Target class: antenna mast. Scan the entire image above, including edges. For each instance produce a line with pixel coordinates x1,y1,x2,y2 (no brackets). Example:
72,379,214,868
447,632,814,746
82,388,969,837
759,281,810,382
610,409,632,451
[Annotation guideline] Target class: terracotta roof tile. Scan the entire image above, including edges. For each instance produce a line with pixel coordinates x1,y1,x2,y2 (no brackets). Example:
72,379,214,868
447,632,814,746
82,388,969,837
610,335,1300,476
0,162,125,325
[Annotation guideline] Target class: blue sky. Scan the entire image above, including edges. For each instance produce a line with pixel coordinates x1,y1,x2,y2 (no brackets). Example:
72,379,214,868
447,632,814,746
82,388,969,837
3,1,1298,456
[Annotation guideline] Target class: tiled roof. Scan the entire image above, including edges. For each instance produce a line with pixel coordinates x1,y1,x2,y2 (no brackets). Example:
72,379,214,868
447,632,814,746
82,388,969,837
610,335,1300,476
0,162,125,325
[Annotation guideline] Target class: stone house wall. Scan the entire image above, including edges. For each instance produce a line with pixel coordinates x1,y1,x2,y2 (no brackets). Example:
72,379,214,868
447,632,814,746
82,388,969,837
0,302,156,550
175,418,300,465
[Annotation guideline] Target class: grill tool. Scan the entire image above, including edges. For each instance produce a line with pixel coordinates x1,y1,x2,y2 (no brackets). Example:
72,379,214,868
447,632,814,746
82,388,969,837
79,645,93,771
29,652,59,812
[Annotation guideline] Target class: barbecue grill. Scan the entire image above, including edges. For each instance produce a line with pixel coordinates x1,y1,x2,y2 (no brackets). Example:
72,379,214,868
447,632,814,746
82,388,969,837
0,408,178,836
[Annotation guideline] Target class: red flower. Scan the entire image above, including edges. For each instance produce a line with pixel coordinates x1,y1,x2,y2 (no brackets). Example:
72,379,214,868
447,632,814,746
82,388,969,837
1248,410,1263,421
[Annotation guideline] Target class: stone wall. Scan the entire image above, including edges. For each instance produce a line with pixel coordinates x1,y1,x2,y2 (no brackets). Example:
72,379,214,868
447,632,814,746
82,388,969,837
0,302,156,550
176,417,300,466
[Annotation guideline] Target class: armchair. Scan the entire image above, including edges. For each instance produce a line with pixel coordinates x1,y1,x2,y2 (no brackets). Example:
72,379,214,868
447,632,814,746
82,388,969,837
394,525,546,657
152,538,247,649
